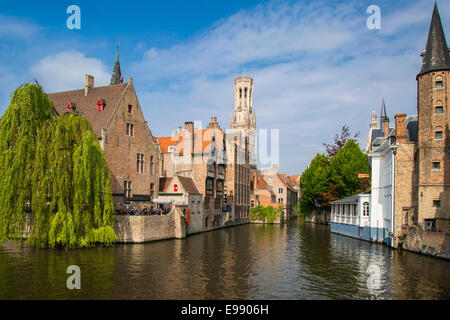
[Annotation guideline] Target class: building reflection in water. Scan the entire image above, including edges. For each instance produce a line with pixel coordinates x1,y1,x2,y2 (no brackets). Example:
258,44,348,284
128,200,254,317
0,221,449,299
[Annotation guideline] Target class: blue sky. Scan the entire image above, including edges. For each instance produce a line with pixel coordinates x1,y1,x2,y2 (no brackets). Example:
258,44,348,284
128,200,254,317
0,0,449,175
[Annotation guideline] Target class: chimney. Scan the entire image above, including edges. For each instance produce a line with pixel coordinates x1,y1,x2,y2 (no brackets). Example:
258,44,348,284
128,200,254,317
209,116,219,129
85,74,94,95
383,117,390,137
184,121,194,155
395,114,407,144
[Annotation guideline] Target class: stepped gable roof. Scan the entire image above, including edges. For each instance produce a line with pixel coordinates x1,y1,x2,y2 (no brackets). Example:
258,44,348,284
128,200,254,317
48,83,128,138
175,128,225,155
419,3,450,76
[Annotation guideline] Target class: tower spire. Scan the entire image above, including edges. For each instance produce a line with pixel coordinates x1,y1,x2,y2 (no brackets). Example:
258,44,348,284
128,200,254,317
418,3,450,76
110,38,123,85
380,97,387,120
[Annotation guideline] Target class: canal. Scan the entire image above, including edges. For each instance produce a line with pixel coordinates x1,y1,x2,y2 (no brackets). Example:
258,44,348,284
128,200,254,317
0,220,449,299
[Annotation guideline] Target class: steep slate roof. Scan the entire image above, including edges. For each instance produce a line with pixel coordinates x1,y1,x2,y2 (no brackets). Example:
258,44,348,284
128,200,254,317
159,177,173,193
178,176,201,195
159,176,200,195
330,192,370,205
406,116,418,142
48,83,128,138
418,3,450,76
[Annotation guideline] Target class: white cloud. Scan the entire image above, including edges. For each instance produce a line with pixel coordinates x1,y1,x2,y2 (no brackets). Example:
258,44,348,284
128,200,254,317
30,51,110,92
128,0,450,175
0,14,39,39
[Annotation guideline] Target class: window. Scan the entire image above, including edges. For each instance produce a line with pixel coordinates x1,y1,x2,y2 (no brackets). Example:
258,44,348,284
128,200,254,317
433,200,441,208
197,201,200,214
363,202,370,216
224,191,228,204
435,131,443,139
425,219,436,232
239,88,242,98
150,156,154,175
126,123,134,136
278,198,283,203
278,188,284,194
206,179,213,190
128,104,133,113
435,106,444,114
136,153,144,173
124,181,132,198
435,76,443,88
150,183,154,199
244,87,248,98
251,199,255,208
433,161,441,170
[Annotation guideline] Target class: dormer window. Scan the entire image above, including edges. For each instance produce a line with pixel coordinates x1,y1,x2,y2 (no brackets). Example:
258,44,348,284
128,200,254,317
128,104,133,113
435,76,444,88
97,98,105,112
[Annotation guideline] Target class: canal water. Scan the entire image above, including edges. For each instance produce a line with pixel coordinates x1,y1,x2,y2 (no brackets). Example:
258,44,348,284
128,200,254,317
0,220,449,299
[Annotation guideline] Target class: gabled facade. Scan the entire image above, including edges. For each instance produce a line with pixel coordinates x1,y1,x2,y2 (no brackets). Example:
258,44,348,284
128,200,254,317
48,54,160,212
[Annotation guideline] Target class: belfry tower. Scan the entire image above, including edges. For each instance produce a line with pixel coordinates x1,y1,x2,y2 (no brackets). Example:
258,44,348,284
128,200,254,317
230,76,257,169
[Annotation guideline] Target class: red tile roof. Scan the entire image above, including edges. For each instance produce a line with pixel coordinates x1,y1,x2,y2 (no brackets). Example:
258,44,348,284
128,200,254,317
156,136,177,153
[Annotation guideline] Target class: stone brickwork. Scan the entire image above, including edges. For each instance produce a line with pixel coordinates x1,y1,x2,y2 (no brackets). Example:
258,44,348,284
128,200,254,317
114,207,186,243
401,226,450,260
417,71,450,233
103,80,160,211
393,142,418,247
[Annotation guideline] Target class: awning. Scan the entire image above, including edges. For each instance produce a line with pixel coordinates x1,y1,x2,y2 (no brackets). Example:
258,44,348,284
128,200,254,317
153,198,185,205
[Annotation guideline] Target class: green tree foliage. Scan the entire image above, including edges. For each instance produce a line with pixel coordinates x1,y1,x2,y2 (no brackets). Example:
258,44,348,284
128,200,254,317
298,139,370,216
249,205,283,224
0,82,117,248
298,153,330,215
329,139,371,199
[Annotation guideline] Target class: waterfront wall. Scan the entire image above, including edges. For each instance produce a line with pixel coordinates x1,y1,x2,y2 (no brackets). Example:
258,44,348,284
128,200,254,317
401,226,450,260
330,222,384,243
114,207,186,243
304,211,330,225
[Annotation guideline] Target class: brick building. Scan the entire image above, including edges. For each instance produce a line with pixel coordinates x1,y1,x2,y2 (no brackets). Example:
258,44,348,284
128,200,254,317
158,117,228,230
250,166,298,221
48,49,160,212
361,4,449,249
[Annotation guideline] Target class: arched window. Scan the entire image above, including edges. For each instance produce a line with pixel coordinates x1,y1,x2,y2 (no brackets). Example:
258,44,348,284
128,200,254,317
239,88,242,98
363,202,369,216
244,87,248,98
435,76,444,88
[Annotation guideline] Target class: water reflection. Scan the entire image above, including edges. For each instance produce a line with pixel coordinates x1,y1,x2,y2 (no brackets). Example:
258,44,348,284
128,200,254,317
0,221,448,299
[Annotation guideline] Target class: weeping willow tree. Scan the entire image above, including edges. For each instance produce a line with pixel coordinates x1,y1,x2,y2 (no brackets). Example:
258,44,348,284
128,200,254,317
0,82,117,248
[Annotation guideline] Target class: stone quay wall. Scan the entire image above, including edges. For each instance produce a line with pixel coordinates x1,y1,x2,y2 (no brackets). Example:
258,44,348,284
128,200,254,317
401,226,450,260
114,207,186,243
